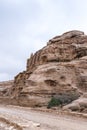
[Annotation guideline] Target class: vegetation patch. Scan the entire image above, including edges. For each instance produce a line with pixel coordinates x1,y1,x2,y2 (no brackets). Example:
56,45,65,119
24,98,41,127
47,97,62,108
47,93,80,108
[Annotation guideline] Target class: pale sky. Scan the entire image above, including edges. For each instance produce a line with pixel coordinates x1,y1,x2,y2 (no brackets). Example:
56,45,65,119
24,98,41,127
0,0,87,81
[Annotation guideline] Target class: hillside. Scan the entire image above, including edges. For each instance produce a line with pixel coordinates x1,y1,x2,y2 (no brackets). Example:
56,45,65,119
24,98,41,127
0,80,13,96
0,30,87,113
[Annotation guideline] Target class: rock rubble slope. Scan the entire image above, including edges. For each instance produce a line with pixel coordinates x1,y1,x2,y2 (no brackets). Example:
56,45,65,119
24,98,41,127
1,30,87,112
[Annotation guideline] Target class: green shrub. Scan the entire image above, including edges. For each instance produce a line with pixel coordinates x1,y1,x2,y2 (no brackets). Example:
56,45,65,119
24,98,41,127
47,97,62,108
47,93,80,109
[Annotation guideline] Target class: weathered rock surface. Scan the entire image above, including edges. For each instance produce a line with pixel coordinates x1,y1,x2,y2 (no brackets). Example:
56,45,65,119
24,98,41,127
0,80,13,96
1,30,87,112
63,93,87,113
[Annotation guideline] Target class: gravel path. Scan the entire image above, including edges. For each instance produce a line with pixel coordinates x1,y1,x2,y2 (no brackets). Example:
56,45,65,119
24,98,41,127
0,105,87,130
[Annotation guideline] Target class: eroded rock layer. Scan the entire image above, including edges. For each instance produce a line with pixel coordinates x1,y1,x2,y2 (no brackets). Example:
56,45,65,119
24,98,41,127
8,31,87,111
0,80,13,96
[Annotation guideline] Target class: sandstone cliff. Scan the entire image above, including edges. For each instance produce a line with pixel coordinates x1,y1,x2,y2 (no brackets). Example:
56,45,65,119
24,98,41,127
5,30,87,112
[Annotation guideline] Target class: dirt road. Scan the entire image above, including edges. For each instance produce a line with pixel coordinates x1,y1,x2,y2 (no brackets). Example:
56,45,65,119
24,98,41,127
0,105,87,130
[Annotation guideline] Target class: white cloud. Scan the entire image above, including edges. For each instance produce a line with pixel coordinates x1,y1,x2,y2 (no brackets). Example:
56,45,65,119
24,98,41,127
0,73,12,81
0,0,87,81
0,0,26,5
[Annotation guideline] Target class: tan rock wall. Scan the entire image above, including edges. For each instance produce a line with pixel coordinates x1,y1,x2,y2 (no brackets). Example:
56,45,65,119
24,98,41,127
6,30,87,108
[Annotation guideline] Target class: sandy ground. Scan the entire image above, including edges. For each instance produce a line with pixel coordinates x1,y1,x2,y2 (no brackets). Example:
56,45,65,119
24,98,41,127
0,105,87,130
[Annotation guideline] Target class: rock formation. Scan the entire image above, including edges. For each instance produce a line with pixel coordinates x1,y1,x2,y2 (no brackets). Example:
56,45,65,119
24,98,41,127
0,80,13,96
63,93,87,113
2,30,87,112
